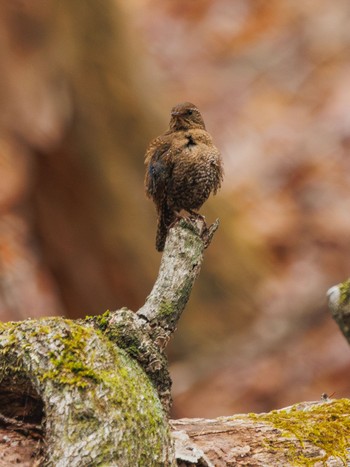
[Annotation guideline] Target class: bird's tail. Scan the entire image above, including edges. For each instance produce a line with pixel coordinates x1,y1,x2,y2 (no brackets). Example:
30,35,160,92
156,204,175,252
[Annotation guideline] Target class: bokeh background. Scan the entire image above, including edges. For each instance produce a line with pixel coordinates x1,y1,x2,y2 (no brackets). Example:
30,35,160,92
1,0,350,418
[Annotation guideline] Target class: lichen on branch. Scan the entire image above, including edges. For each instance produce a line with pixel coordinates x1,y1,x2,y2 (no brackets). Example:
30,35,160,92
0,217,218,465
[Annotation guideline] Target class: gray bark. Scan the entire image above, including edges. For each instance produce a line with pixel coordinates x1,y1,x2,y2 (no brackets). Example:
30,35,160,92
1,222,349,466
327,279,350,344
0,219,215,465
172,398,350,466
0,317,172,466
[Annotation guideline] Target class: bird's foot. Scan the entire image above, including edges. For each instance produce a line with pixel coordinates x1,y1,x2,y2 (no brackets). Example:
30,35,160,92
170,215,220,249
187,210,206,223
176,212,208,238
202,218,220,248
169,210,205,226
186,214,220,249
169,213,185,229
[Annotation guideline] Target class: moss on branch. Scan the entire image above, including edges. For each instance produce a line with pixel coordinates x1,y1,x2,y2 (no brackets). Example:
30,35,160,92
0,317,173,466
0,218,218,464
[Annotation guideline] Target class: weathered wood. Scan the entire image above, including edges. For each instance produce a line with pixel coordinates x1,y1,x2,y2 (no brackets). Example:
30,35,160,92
172,399,350,466
0,219,216,465
328,279,350,344
137,218,219,341
0,317,172,466
1,221,350,466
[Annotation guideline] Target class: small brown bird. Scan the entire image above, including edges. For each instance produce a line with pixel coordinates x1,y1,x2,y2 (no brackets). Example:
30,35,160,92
145,102,223,251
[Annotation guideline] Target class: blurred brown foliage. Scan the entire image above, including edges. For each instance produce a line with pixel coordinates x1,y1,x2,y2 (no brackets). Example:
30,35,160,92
0,0,162,319
1,0,350,417
132,0,350,416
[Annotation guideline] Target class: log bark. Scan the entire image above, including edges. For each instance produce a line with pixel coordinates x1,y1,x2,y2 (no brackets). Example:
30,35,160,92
0,317,172,466
327,279,350,344
2,224,350,466
172,398,350,466
0,219,216,465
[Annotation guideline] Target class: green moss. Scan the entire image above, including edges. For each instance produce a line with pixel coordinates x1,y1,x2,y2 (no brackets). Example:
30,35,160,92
93,310,112,331
0,317,172,464
87,346,169,465
339,279,350,306
0,322,22,359
158,300,174,318
0,322,9,332
249,399,350,465
42,323,101,388
122,342,141,359
97,315,143,359
0,320,101,388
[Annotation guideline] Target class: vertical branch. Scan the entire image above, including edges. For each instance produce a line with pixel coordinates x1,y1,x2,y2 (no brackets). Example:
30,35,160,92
96,218,219,412
137,218,219,348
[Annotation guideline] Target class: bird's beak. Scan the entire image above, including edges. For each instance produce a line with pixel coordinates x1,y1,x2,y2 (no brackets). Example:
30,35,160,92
171,110,182,117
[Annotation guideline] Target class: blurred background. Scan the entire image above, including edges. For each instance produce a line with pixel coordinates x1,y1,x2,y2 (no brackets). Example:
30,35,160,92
1,0,350,418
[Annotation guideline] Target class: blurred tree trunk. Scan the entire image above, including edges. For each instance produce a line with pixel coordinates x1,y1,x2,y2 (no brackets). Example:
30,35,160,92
0,0,160,322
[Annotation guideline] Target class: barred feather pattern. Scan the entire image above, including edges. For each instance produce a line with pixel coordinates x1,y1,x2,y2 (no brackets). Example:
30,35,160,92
144,102,223,251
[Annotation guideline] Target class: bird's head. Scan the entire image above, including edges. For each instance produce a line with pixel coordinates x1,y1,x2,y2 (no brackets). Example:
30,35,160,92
169,102,206,131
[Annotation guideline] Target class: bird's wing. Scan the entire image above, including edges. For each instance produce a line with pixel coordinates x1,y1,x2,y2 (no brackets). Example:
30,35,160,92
210,148,224,194
144,137,173,202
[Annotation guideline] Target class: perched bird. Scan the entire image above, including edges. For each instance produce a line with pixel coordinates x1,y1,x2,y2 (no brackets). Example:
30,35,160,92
144,102,223,251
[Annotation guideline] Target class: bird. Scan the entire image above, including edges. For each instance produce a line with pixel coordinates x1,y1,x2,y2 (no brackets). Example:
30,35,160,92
144,102,223,252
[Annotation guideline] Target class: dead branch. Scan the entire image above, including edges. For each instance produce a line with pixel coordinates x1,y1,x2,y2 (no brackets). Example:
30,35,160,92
0,219,216,465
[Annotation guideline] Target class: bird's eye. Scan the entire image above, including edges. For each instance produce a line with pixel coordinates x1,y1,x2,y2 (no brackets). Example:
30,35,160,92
187,109,193,115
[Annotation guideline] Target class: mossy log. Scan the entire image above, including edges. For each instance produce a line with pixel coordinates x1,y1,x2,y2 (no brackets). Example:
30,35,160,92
2,223,350,466
0,318,172,466
173,398,350,466
0,219,215,465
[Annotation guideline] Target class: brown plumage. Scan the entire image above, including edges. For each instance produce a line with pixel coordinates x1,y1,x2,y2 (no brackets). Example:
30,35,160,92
144,102,223,251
